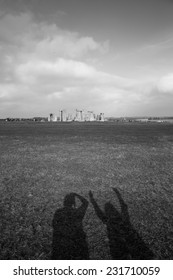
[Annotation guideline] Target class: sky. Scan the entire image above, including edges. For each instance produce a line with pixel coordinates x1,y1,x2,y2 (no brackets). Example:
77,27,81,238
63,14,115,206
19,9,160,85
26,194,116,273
0,0,173,118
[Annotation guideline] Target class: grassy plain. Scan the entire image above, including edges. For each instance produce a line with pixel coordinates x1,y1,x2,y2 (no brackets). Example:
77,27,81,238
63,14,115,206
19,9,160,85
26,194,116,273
0,121,173,259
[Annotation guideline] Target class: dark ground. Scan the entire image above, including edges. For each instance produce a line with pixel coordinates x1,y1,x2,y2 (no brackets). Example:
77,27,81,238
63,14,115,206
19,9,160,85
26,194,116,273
0,121,173,259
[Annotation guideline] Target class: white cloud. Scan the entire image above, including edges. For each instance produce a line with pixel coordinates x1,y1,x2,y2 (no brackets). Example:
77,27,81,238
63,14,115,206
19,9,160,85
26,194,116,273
0,11,173,117
139,37,173,54
157,73,173,93
0,12,108,58
16,58,97,82
15,55,136,89
32,35,108,59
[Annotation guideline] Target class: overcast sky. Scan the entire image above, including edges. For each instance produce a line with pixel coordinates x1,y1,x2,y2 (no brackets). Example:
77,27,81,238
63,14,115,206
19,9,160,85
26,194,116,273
0,0,173,117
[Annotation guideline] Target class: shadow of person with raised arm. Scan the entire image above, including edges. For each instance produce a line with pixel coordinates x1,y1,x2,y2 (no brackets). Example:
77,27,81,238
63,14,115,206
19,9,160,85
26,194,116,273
89,188,154,259
52,192,89,259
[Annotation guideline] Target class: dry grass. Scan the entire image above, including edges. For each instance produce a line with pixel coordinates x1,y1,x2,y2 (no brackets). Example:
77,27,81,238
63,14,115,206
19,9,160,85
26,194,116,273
0,122,173,259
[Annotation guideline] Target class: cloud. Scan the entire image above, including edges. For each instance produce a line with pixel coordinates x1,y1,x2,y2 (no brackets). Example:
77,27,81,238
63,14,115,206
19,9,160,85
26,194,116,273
15,56,136,88
0,12,109,58
157,73,173,93
0,11,173,117
23,28,109,60
15,58,97,83
0,13,32,44
137,36,173,56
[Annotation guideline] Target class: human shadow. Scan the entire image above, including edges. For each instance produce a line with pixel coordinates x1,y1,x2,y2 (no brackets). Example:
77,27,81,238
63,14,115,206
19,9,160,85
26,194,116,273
89,188,154,259
52,192,89,259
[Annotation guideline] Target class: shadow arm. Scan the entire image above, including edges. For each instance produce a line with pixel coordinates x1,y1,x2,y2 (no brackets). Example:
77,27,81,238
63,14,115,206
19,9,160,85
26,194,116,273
74,193,89,219
89,192,107,224
112,188,130,222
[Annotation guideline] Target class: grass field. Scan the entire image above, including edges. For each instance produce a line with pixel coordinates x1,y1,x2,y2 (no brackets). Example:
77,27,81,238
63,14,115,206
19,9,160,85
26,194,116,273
0,121,173,259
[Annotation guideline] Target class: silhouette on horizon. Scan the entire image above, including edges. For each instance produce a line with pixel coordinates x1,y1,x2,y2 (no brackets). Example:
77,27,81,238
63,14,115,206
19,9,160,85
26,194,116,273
89,188,154,259
52,192,89,259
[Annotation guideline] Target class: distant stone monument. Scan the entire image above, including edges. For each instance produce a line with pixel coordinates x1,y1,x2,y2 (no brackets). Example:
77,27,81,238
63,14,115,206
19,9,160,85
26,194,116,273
48,113,57,122
60,110,67,122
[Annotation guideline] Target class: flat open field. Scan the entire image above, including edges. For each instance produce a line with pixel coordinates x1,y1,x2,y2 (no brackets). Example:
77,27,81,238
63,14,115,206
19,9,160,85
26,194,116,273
0,122,173,259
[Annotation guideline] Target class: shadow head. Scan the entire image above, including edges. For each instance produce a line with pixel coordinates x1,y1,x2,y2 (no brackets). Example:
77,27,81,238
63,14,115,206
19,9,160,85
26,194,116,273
63,193,76,209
